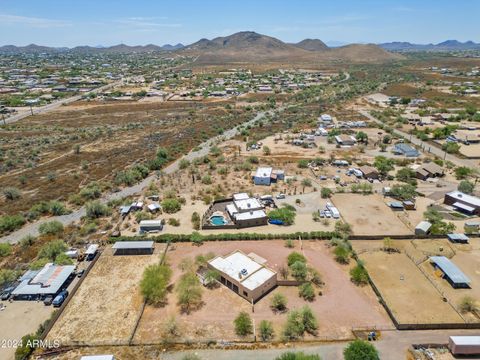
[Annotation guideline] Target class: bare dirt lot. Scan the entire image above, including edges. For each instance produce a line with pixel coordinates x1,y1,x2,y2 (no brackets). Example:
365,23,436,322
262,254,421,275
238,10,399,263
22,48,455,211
359,250,464,324
331,194,412,236
47,245,164,345
0,301,54,360
133,240,391,344
419,238,480,323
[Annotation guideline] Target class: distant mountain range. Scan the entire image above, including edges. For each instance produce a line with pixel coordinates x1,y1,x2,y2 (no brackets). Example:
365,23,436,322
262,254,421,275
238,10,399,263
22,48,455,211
378,40,480,52
0,43,185,54
178,31,401,63
0,31,402,64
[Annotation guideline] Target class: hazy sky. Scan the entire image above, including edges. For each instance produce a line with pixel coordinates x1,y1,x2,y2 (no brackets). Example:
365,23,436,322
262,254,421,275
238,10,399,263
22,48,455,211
1,0,479,47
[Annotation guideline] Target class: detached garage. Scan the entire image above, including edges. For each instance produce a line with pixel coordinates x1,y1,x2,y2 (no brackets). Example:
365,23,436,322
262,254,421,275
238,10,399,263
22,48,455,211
112,241,154,255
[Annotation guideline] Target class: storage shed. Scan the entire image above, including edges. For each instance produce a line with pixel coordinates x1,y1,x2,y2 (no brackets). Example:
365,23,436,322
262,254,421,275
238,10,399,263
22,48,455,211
449,336,480,355
429,256,471,288
415,221,432,236
447,233,469,244
139,220,163,234
112,241,154,255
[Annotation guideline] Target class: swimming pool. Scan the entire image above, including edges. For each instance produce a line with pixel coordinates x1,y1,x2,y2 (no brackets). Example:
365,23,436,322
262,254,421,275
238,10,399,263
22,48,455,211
210,215,227,226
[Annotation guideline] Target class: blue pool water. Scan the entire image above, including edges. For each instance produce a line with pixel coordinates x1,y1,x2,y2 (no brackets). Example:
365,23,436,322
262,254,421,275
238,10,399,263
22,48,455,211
210,215,227,226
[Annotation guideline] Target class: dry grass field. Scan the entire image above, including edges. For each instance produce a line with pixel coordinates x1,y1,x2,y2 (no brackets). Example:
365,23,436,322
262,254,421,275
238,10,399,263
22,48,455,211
331,194,412,236
0,98,251,215
47,245,164,345
359,250,463,324
133,240,391,344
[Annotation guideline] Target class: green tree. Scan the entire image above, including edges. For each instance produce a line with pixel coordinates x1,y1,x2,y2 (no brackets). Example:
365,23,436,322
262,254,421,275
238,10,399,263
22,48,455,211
396,167,417,186
373,156,394,175
350,264,369,285
15,334,39,360
458,180,475,194
176,271,203,313
162,198,181,213
268,206,297,225
334,245,350,264
343,339,379,360
442,142,460,154
141,264,172,305
0,268,19,286
259,319,275,341
390,184,416,201
38,240,68,261
454,166,473,180
355,131,368,144
287,252,307,266
234,311,253,337
321,187,332,198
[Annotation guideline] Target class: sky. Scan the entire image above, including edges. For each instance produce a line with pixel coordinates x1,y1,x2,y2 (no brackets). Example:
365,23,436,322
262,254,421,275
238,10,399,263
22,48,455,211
0,0,479,47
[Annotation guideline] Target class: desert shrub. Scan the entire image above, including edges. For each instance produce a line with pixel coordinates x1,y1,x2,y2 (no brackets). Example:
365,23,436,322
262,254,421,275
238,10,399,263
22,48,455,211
299,282,315,301
85,201,111,219
15,334,39,360
234,311,253,336
459,296,478,314
343,339,379,360
287,252,307,266
350,264,369,285
136,211,153,223
259,320,275,341
0,268,20,286
38,240,68,261
168,218,180,227
282,306,318,340
3,187,21,200
290,261,308,281
271,293,288,313
162,198,181,213
334,245,350,264
275,352,321,360
458,180,475,194
0,243,12,257
201,175,212,185
0,214,25,233
38,220,64,235
141,264,172,305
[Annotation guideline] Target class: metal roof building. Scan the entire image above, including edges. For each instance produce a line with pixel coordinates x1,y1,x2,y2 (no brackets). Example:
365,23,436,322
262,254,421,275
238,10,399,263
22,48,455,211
447,233,470,243
112,241,154,255
430,256,471,288
394,143,420,157
12,263,75,299
415,221,432,235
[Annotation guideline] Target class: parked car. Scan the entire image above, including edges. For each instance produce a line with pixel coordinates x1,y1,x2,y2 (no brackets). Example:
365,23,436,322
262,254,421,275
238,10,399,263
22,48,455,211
43,295,53,306
76,269,86,278
0,286,15,301
276,193,285,199
52,290,68,308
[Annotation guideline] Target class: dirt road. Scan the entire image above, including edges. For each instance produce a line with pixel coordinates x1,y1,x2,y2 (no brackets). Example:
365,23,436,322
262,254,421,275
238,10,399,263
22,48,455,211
160,329,480,360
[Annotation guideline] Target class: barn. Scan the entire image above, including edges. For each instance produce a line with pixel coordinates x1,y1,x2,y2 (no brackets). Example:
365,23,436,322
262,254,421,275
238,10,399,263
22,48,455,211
112,241,154,255
429,256,471,288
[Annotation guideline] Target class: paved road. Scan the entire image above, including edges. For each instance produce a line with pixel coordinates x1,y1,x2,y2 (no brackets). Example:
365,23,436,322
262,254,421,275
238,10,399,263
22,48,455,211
359,109,478,168
3,81,122,125
161,329,480,360
0,110,273,244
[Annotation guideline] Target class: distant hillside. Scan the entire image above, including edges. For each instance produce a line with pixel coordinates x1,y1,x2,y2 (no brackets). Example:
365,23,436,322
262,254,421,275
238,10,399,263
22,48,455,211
182,31,401,64
0,32,402,63
0,43,183,54
293,39,329,51
379,40,480,51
